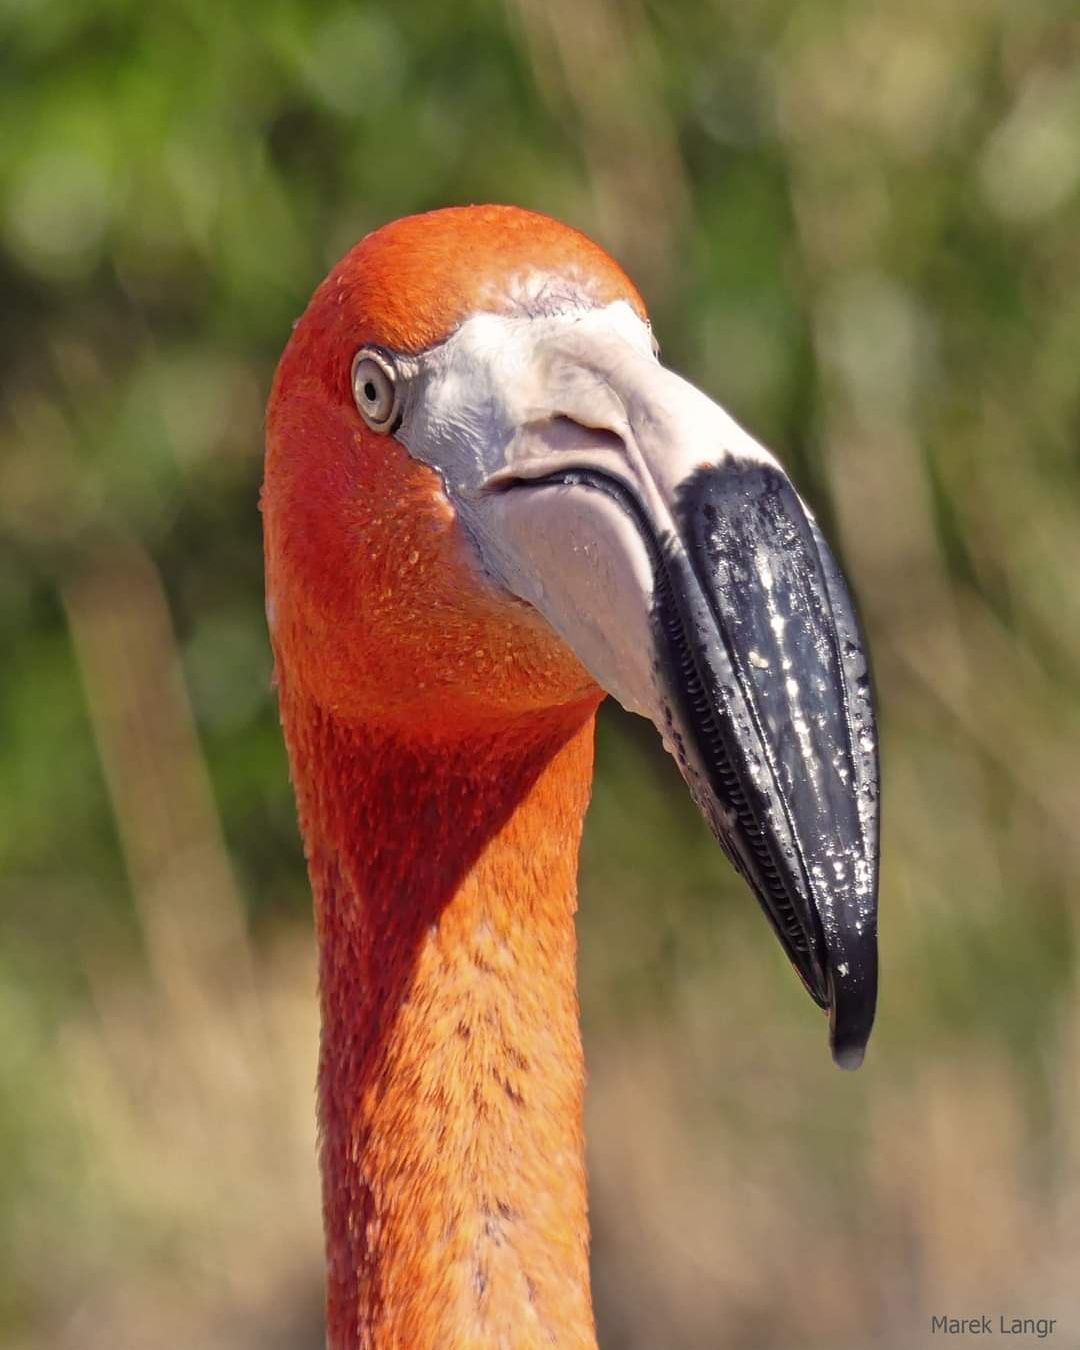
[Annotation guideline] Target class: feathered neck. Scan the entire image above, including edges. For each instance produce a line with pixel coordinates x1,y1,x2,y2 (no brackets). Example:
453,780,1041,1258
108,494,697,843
279,682,602,1349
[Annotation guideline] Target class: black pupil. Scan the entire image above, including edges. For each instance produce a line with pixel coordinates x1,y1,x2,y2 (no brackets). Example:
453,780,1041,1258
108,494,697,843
363,380,378,403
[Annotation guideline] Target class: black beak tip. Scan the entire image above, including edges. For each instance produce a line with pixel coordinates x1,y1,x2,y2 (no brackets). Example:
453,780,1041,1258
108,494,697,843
826,948,878,1071
830,1033,866,1072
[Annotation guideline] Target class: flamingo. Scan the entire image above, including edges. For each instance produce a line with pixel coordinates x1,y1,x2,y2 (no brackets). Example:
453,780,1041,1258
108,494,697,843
262,204,879,1349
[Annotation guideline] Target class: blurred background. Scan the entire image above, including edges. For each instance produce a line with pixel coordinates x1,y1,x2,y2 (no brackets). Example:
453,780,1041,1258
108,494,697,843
3,0,1080,1346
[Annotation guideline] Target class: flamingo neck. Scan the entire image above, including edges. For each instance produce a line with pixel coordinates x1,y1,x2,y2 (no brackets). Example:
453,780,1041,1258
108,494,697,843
282,691,601,1350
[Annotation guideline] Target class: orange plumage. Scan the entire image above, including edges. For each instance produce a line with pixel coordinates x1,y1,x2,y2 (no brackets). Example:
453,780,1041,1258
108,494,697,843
264,206,629,1347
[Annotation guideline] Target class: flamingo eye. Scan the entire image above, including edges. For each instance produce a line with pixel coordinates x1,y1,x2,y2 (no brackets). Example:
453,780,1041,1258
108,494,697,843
352,350,399,433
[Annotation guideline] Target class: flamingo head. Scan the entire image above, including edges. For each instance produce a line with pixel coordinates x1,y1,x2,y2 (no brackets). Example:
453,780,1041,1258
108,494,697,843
263,205,879,1067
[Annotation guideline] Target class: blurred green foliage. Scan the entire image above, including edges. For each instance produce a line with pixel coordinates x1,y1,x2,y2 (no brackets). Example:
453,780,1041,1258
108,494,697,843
3,0,1080,1346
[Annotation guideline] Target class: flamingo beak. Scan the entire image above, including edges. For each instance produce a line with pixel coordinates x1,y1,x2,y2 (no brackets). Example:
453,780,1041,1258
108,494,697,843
648,459,879,1067
400,305,880,1066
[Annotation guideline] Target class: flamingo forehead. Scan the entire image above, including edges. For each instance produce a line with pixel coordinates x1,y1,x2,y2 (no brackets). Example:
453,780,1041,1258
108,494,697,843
319,204,647,354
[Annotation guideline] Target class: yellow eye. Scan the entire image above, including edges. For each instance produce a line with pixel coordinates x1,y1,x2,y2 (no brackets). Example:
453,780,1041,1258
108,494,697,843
352,350,399,433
